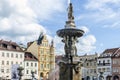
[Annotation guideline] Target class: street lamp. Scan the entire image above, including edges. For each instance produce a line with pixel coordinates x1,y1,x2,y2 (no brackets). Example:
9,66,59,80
99,72,104,80
17,67,24,80
31,71,35,80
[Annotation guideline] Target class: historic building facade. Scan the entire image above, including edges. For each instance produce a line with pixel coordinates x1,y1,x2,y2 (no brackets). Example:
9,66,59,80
97,48,120,80
24,52,38,80
0,40,24,79
111,48,120,80
79,54,98,80
26,35,55,79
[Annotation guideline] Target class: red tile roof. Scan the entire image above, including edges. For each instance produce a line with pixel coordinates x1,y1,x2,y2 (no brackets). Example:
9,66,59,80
99,47,120,58
0,39,23,52
25,52,38,61
103,48,119,54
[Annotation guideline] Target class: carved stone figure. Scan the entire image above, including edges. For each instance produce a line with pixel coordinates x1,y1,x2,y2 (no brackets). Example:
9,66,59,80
64,36,77,57
68,3,74,20
58,62,68,80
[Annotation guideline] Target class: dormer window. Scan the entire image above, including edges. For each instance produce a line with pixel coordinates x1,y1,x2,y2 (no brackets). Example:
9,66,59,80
2,43,7,48
12,45,16,49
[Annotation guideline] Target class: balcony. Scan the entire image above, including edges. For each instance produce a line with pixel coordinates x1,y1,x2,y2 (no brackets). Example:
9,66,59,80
97,63,110,66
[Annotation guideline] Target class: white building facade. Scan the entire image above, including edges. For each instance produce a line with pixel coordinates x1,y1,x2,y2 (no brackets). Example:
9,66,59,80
24,52,38,80
97,48,120,80
97,57,112,80
0,40,24,79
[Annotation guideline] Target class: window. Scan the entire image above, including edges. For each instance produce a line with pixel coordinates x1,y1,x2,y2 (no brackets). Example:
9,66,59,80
27,70,29,74
2,61,4,65
11,61,13,65
35,63,37,67
3,44,7,48
94,69,96,73
27,62,29,66
2,52,4,57
20,54,22,58
98,68,101,72
16,54,18,58
12,45,16,49
11,53,13,58
47,64,49,69
7,61,9,65
41,64,43,69
1,69,4,73
103,60,105,65
107,60,110,63
7,53,9,57
86,63,89,66
40,49,43,54
6,69,9,73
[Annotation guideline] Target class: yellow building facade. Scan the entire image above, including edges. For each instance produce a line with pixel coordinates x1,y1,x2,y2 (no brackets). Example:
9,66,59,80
26,35,55,79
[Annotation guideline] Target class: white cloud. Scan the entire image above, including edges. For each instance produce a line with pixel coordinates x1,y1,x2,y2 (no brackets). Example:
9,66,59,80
0,0,65,44
85,0,120,10
80,26,89,33
77,0,120,28
28,0,66,20
76,35,96,54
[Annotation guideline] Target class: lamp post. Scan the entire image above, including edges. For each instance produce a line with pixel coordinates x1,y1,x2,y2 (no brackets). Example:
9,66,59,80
99,72,104,80
56,2,84,80
17,67,24,80
31,71,35,80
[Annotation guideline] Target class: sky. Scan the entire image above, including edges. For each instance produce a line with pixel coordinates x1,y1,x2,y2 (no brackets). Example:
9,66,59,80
0,0,120,55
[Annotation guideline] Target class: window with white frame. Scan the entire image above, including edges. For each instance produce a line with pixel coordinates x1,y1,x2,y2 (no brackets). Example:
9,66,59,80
2,61,4,65
7,61,9,65
11,53,13,58
2,52,4,57
6,69,9,73
1,69,4,73
16,54,18,58
27,70,29,74
31,63,33,67
35,63,37,67
11,61,13,65
27,62,29,66
7,53,9,57
20,54,22,58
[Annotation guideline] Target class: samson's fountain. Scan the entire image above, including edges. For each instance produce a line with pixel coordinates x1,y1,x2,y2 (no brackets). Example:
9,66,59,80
56,2,84,80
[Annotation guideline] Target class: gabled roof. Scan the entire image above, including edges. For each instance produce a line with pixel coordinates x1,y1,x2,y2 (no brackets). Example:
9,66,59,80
103,48,119,54
0,39,23,52
99,47,120,58
24,52,38,61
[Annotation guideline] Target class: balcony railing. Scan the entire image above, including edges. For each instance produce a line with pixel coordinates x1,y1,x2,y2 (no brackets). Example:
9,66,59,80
97,63,110,66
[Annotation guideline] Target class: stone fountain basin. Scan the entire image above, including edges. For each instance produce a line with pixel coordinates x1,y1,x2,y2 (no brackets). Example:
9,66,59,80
57,28,84,38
